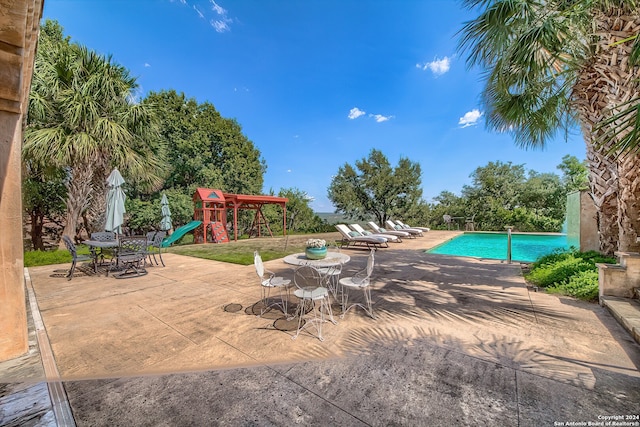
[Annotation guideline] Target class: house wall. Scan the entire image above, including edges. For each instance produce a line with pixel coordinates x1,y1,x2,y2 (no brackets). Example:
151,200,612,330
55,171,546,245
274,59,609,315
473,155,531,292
0,0,44,362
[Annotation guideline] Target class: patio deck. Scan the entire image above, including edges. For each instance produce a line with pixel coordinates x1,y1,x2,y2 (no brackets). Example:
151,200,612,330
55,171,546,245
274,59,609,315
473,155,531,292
2,230,640,426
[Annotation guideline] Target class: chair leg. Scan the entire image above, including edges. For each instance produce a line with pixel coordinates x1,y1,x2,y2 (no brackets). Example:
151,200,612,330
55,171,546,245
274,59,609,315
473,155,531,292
340,286,376,320
158,248,165,267
260,286,289,316
67,259,77,281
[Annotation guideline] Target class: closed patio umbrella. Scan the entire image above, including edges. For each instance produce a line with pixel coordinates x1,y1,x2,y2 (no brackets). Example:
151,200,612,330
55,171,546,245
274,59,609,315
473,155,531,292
105,168,126,234
160,193,172,231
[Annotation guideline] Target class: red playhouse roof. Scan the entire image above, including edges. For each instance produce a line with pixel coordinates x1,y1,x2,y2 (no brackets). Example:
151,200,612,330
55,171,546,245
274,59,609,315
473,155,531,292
193,188,225,202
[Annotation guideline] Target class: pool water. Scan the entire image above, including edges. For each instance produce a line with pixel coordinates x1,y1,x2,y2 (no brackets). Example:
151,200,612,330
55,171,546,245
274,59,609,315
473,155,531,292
427,232,569,263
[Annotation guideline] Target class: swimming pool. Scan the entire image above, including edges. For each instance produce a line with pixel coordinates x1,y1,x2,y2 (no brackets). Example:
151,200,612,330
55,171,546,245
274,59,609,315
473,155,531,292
427,232,569,263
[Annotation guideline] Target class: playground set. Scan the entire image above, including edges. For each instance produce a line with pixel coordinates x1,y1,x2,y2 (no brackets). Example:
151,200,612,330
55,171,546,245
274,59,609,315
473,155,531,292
190,188,288,244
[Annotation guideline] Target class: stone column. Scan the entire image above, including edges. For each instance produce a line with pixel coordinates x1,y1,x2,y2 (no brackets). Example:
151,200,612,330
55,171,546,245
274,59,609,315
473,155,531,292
0,0,44,362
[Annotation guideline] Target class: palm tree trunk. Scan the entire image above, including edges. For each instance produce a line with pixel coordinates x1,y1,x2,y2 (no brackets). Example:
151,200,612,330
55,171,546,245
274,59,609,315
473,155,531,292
574,83,620,256
597,9,640,253
59,163,94,248
573,7,640,255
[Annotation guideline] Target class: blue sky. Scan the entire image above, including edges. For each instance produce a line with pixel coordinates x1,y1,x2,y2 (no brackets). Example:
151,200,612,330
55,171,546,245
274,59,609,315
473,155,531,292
43,0,586,212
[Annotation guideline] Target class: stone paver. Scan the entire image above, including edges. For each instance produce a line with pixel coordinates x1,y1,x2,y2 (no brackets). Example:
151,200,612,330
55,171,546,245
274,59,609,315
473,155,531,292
4,231,640,426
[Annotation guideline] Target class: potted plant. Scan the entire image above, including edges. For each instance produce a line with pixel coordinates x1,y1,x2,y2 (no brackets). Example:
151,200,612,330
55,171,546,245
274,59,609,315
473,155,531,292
305,238,327,260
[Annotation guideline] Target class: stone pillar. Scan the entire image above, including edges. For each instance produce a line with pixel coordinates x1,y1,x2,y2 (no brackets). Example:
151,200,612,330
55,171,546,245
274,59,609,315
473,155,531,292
0,0,44,362
0,111,27,360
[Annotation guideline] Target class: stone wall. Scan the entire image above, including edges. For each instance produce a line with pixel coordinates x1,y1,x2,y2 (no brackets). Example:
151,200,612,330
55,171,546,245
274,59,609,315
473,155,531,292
0,0,44,362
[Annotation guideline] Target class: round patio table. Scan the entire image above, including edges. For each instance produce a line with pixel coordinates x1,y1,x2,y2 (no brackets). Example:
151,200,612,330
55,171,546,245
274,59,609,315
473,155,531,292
283,251,350,267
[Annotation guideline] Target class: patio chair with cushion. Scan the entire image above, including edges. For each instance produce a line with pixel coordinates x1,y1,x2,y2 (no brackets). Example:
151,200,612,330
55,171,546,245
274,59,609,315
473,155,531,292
394,219,430,232
291,265,336,341
367,221,413,239
339,249,376,319
254,251,292,316
335,224,388,249
385,220,423,237
62,235,93,280
349,223,401,243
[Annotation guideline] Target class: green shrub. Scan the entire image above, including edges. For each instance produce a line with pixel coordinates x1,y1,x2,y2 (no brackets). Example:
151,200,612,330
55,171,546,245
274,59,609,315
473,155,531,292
525,255,593,287
529,250,572,269
573,250,616,265
525,248,615,302
547,270,599,301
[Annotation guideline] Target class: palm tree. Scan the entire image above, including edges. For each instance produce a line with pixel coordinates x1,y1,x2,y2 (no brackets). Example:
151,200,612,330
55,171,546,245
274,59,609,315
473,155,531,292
459,0,640,255
24,20,165,245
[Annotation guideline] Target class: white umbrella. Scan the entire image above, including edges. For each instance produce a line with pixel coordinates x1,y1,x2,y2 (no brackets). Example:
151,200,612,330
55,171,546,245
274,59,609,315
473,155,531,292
105,168,126,234
160,193,172,231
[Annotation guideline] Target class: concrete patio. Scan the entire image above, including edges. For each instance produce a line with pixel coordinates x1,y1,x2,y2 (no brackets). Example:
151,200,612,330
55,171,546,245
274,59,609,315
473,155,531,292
2,230,640,426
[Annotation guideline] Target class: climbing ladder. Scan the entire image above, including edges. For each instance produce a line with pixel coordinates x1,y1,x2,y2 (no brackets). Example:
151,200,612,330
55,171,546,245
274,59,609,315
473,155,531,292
210,221,229,243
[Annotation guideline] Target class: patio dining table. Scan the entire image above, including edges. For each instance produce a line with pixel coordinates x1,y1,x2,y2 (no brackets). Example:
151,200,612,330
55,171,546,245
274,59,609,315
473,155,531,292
283,252,351,303
283,252,350,267
84,239,119,273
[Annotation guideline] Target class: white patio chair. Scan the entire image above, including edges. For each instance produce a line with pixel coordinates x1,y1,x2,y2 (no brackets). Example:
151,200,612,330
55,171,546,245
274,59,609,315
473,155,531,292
291,265,336,341
254,251,291,316
385,220,423,236
315,243,343,300
367,221,413,239
335,224,388,249
339,249,376,319
350,223,400,243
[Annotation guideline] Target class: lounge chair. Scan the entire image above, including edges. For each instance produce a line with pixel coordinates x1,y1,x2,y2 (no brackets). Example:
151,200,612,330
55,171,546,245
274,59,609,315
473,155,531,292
349,223,401,243
335,224,388,249
367,221,413,239
394,219,430,232
385,220,423,237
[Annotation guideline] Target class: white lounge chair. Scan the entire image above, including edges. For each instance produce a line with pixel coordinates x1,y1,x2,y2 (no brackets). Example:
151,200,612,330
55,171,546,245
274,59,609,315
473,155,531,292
394,219,430,232
385,220,423,237
367,221,413,239
349,223,401,243
335,224,388,249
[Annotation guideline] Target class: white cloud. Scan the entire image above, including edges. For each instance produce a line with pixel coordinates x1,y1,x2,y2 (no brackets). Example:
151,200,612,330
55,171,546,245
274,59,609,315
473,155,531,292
287,169,292,173
458,109,483,128
144,63,151,67
370,114,393,123
210,0,226,15
193,5,204,18
417,56,451,76
209,0,233,32
211,19,230,32
348,107,366,119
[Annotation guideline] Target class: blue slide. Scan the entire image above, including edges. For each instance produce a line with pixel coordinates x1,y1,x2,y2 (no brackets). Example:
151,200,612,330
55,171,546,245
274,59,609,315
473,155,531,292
161,220,202,247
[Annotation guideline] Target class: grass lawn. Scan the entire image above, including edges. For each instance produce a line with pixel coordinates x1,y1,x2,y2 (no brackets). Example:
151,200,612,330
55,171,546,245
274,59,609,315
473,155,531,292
167,232,342,265
24,232,343,267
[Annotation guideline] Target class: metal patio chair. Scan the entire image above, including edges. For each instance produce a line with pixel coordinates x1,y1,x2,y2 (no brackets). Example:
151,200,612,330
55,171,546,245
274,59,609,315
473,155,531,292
146,230,166,266
254,251,292,316
291,264,336,341
338,249,376,319
109,236,148,279
62,235,92,280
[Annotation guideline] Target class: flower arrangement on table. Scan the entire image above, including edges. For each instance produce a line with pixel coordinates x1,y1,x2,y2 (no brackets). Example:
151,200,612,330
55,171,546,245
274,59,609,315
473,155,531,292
306,238,326,248
305,238,327,259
